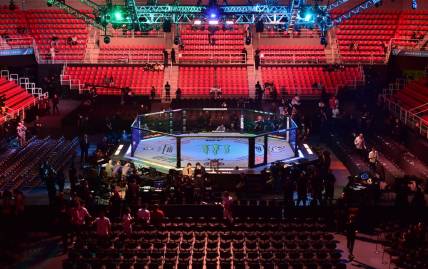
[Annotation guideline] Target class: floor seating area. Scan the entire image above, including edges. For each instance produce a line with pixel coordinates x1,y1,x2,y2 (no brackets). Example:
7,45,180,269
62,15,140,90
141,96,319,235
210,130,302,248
0,77,36,116
63,65,164,95
63,217,344,269
178,66,248,96
0,137,77,191
98,45,164,63
333,10,400,63
259,45,326,64
26,9,89,62
179,26,245,63
261,66,363,95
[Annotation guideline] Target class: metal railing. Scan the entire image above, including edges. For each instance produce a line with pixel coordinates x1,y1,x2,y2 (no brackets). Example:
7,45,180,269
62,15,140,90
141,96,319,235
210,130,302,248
177,52,248,64
259,29,321,39
0,69,47,122
259,52,327,64
379,95,428,139
390,38,428,51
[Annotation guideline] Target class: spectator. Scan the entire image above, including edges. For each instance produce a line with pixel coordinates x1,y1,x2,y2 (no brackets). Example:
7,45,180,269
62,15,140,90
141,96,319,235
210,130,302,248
93,210,111,239
354,133,366,157
137,204,151,224
79,134,89,166
368,147,378,172
150,86,156,100
151,204,165,226
182,163,193,179
52,94,60,115
165,82,171,101
222,191,234,223
56,168,65,193
70,198,91,238
171,48,176,64
346,214,358,260
122,207,133,237
176,88,182,100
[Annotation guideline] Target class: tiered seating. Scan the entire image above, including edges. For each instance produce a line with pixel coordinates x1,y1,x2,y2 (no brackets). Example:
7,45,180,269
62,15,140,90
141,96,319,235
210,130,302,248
333,10,400,63
0,7,32,48
0,77,36,115
98,44,164,63
259,45,326,64
26,9,89,61
0,137,78,191
393,10,428,47
178,66,248,96
261,66,363,95
64,217,344,269
63,66,164,95
393,77,428,124
179,25,245,63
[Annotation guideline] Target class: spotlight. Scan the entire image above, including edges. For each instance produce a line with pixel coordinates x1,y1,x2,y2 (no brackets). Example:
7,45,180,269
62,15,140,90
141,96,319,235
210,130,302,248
225,20,234,25
194,19,202,25
208,20,219,25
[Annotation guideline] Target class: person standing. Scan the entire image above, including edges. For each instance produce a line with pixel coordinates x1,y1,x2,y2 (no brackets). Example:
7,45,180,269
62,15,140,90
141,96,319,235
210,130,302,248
151,204,165,226
79,134,89,166
222,191,234,223
163,49,168,66
17,120,27,147
296,172,308,206
122,207,133,237
56,168,65,193
165,82,171,101
93,210,111,239
150,86,156,100
52,94,60,115
368,147,378,173
137,204,151,224
354,133,366,157
175,88,182,100
346,215,358,260
70,198,91,238
40,161,56,205
171,48,176,64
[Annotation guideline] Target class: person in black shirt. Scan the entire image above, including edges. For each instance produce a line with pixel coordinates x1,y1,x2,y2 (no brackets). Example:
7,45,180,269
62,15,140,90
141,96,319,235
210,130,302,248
346,214,358,260
165,82,171,101
171,48,176,64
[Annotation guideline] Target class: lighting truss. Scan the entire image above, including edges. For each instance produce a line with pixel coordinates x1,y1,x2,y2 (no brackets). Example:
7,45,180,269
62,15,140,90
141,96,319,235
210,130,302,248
332,0,382,26
47,0,383,30
125,0,140,30
326,0,351,11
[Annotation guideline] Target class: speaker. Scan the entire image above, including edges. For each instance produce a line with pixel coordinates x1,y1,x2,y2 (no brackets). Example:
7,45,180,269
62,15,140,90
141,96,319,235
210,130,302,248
255,20,264,33
163,20,171,32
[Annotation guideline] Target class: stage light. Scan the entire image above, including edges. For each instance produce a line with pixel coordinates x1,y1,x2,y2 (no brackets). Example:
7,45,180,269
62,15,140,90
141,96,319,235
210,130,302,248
194,19,202,25
114,10,124,21
225,20,234,25
208,20,219,25
412,0,417,9
304,13,313,22
210,13,217,19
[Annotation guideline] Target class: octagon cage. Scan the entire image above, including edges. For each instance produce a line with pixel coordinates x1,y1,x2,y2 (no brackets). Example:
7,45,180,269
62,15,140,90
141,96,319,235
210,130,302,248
130,108,298,170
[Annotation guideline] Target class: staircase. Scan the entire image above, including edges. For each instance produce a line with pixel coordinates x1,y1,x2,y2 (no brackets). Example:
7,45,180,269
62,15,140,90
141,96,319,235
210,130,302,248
163,65,179,102
84,26,100,63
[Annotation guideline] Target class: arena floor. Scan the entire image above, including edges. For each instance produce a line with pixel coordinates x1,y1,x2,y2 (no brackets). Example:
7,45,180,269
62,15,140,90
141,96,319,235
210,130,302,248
130,133,296,169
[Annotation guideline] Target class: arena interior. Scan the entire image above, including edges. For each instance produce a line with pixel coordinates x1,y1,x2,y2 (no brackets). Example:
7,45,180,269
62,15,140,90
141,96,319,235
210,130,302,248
0,0,428,268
